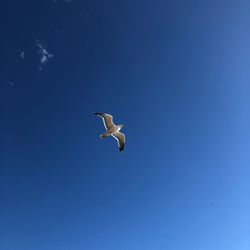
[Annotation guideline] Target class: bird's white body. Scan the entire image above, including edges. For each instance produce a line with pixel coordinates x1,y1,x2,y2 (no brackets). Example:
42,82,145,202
101,125,123,138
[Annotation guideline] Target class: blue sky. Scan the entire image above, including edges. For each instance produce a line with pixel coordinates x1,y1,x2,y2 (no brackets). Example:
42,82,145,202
0,0,249,249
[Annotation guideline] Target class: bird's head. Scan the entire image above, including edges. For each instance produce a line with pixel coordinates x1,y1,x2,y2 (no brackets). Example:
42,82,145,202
118,125,124,129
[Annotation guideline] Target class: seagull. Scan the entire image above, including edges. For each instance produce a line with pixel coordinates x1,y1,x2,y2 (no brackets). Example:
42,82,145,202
94,112,125,152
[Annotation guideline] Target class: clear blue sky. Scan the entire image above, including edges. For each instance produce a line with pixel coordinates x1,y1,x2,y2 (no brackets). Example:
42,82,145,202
0,0,249,249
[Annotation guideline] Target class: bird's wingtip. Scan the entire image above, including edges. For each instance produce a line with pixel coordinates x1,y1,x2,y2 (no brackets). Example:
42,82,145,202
119,146,124,152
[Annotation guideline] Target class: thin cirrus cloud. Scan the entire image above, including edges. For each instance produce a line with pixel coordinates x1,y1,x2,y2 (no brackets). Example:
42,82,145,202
36,39,53,70
20,51,25,59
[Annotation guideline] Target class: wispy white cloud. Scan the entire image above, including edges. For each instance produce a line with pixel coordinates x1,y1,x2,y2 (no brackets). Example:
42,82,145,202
20,51,25,59
7,81,14,86
36,39,53,70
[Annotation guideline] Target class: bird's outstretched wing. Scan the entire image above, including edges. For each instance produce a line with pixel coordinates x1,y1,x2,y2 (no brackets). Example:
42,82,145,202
94,112,115,129
112,132,125,152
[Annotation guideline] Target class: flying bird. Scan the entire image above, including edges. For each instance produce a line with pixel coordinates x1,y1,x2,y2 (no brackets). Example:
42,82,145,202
94,112,125,152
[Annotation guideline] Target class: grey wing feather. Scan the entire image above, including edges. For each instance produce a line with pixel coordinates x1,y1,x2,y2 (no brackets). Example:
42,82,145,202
112,132,125,152
94,112,115,129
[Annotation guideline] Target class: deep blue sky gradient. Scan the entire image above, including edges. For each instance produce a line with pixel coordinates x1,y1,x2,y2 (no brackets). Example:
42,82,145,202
0,0,249,249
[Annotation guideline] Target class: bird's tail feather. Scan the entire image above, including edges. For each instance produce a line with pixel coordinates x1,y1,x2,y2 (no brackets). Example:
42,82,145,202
100,134,108,139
